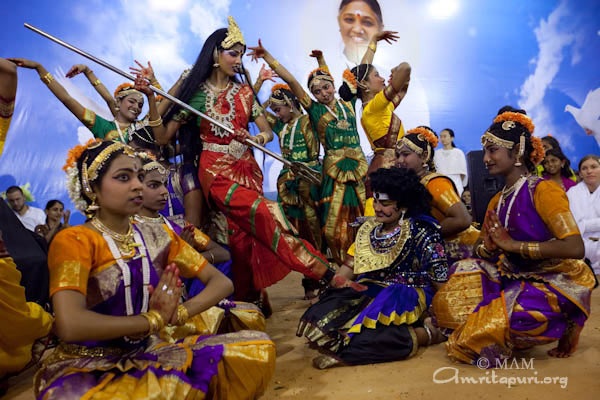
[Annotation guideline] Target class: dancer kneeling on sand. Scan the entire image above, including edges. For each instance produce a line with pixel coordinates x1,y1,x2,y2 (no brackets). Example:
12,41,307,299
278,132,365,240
432,106,596,366
36,140,275,399
297,167,448,369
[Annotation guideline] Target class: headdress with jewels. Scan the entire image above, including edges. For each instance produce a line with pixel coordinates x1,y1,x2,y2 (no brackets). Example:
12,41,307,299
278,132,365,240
114,83,143,102
221,16,245,49
63,140,138,216
269,84,300,111
139,151,168,181
307,68,335,91
481,107,544,167
399,126,439,165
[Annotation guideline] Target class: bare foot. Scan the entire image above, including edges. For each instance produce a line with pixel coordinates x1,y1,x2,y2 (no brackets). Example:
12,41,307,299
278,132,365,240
548,323,583,358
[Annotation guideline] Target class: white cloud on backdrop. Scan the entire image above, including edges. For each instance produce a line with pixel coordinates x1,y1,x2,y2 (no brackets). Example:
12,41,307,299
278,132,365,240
518,0,577,149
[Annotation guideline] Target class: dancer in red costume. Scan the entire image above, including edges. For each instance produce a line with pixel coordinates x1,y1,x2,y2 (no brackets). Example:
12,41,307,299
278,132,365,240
160,17,334,308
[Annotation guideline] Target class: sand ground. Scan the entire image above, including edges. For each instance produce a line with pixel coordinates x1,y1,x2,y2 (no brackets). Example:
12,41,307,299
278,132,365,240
5,272,600,400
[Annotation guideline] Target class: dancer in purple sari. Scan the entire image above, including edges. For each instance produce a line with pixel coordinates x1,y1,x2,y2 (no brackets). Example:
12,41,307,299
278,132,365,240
36,140,275,399
433,106,596,366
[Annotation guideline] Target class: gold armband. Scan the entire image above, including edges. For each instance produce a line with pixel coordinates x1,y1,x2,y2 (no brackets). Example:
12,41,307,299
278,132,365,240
150,79,163,90
519,242,527,258
368,42,377,52
175,305,190,326
40,72,54,85
269,59,280,70
91,79,101,87
147,117,163,127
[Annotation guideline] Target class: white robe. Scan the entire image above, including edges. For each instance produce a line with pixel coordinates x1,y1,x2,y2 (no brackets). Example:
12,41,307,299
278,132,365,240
434,148,468,197
567,181,600,274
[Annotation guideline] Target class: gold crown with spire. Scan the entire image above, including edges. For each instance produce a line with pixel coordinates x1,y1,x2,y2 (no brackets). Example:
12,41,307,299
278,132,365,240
221,16,245,49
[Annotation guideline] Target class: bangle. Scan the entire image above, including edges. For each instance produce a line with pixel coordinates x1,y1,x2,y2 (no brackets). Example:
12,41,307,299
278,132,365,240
91,79,101,87
206,251,215,264
527,242,542,259
476,243,492,258
147,117,163,127
269,59,280,69
519,242,527,258
368,42,377,52
138,309,165,337
40,72,54,85
150,79,163,90
256,132,270,145
175,304,190,326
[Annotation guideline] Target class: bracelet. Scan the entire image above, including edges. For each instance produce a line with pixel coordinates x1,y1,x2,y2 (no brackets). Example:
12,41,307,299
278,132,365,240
476,243,492,259
256,132,270,145
40,72,54,85
269,59,280,69
519,242,527,258
527,242,542,259
150,79,163,90
91,79,101,87
137,309,165,337
368,42,377,52
207,251,215,264
147,117,163,127
175,304,190,326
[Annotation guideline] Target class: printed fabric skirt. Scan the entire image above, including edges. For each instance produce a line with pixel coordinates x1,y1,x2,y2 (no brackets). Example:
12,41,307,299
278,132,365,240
432,257,595,366
35,330,276,400
297,280,433,365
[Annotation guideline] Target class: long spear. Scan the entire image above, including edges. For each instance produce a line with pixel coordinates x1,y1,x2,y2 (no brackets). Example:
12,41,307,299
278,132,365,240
24,23,321,186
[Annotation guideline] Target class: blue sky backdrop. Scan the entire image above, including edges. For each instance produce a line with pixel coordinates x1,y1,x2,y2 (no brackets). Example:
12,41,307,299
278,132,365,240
2,0,599,224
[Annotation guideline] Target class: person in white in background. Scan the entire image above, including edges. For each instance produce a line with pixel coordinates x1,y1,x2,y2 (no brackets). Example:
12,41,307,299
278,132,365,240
567,154,600,276
5,186,46,231
434,128,468,197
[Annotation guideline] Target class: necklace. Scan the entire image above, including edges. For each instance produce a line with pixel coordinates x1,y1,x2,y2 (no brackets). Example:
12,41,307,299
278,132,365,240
324,99,350,130
114,119,137,143
201,81,238,138
496,175,528,228
373,223,403,240
134,214,175,231
91,217,137,254
280,115,301,153
101,223,151,317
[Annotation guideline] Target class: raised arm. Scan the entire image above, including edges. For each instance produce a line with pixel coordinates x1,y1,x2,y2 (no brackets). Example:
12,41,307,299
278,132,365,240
360,30,399,65
9,58,86,125
66,64,117,116
248,40,309,106
132,74,166,141
0,57,18,100
309,50,330,73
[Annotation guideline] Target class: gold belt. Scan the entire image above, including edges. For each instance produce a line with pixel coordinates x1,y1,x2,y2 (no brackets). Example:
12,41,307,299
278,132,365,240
58,342,128,358
204,141,248,160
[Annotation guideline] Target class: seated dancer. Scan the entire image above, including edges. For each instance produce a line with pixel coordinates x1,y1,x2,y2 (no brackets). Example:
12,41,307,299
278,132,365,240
433,107,596,365
134,154,266,336
263,83,324,298
297,167,448,369
161,18,335,308
393,127,476,263
8,58,165,143
36,140,275,399
250,41,368,265
133,154,232,296
338,31,409,197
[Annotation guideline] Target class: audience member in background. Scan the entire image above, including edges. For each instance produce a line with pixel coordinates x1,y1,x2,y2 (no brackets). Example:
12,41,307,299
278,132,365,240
34,200,70,245
461,188,472,217
567,155,600,276
542,148,576,192
538,135,577,181
434,128,468,197
5,186,45,231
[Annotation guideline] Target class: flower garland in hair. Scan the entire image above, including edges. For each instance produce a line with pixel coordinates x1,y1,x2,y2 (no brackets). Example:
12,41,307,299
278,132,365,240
529,136,545,165
493,111,535,135
307,67,334,86
407,127,439,148
63,139,101,212
271,83,291,94
342,69,358,95
113,83,135,99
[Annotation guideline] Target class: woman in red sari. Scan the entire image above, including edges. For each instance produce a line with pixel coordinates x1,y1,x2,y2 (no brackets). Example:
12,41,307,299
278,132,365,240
160,17,334,307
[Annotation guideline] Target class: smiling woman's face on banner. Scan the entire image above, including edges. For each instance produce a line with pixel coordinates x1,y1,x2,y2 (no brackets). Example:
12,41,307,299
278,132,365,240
337,0,383,63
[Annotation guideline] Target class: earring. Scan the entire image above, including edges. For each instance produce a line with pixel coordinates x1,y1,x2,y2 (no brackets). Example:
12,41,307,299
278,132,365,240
86,199,99,215
212,48,220,68
514,157,522,167
398,209,406,227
